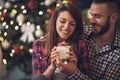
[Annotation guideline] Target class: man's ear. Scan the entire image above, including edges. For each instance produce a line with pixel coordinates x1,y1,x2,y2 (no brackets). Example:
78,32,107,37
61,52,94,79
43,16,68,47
110,13,119,23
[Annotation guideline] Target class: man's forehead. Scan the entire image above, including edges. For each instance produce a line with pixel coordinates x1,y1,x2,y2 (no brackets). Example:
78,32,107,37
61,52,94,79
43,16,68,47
90,3,108,14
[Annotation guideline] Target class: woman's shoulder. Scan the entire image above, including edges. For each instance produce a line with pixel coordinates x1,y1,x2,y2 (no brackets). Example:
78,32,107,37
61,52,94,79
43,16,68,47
34,36,46,42
33,36,47,46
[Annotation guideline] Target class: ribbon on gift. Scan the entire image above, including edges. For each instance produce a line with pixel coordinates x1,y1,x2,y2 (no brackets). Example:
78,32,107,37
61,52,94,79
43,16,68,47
20,23,35,43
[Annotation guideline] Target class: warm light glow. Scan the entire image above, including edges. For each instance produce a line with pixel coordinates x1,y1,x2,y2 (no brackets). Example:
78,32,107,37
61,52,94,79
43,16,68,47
12,49,15,53
56,3,60,7
15,25,19,30
27,22,31,25
36,25,41,29
12,9,17,15
4,32,7,36
47,9,50,12
14,5,18,8
0,6,2,10
20,45,24,49
23,9,27,14
2,22,7,26
29,49,33,53
63,0,68,4
10,53,14,57
40,2,44,5
3,59,7,64
45,20,49,24
21,5,25,9
3,9,7,12
39,11,43,15
1,17,4,21
18,22,23,26
10,20,14,25
5,25,9,29
0,37,4,42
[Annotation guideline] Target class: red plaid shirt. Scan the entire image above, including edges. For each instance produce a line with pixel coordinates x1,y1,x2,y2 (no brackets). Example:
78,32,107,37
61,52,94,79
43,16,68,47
32,38,89,75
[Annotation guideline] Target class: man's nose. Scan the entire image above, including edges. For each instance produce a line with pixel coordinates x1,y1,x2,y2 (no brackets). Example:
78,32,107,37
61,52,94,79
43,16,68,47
90,16,96,24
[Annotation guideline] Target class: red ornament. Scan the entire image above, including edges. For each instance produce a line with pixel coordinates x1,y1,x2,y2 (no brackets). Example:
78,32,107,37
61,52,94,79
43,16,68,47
13,45,21,55
68,0,76,4
1,12,7,18
27,0,36,10
48,8,55,15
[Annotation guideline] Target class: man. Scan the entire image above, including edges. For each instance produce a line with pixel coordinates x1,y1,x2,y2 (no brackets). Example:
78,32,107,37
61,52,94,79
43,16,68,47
57,0,120,80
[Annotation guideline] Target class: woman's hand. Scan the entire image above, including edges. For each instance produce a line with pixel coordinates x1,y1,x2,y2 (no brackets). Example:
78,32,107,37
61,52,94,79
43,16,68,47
50,46,59,69
56,45,78,75
43,46,59,78
56,56,77,75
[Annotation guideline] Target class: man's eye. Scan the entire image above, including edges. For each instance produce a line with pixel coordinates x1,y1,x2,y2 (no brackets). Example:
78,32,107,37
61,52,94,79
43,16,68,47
95,14,101,18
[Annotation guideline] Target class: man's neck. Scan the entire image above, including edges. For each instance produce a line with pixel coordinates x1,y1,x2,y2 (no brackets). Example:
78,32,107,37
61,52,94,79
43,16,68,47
95,31,114,45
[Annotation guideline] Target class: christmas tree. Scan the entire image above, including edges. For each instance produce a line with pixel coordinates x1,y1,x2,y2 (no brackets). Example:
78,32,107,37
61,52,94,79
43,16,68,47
0,0,92,79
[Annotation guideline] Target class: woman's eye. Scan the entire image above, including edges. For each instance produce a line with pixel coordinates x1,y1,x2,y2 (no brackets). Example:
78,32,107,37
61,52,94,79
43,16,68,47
70,23,76,26
60,20,66,23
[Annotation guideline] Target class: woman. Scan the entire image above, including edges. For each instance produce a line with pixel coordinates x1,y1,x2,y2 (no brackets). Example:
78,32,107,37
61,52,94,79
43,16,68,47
32,2,88,80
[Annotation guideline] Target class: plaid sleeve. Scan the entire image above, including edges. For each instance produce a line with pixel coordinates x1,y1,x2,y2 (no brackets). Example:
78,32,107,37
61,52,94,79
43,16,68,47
32,39,48,75
66,69,90,80
77,39,89,74
104,60,120,80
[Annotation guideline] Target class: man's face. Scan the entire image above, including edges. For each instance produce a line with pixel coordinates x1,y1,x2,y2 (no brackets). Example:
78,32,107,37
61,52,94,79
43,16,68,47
89,3,111,35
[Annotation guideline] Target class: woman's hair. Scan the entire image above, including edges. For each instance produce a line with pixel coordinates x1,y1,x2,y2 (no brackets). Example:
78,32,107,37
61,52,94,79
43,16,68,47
45,2,83,56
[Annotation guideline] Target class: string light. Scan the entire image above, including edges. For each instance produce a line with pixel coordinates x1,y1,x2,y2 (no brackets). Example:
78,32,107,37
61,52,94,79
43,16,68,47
14,5,17,8
0,17,4,21
29,49,33,53
0,37,4,42
63,0,68,4
11,9,17,15
18,22,23,26
20,45,24,50
4,32,7,36
10,52,14,57
21,5,25,9
3,9,7,12
2,22,6,26
15,25,19,30
39,11,43,15
23,9,27,14
56,3,60,7
0,6,2,10
11,49,15,53
36,25,41,29
27,22,31,26
10,20,14,25
3,59,7,64
40,2,44,6
5,25,9,29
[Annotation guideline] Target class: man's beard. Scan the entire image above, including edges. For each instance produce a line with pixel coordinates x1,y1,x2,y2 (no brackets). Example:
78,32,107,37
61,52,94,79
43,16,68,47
92,16,110,36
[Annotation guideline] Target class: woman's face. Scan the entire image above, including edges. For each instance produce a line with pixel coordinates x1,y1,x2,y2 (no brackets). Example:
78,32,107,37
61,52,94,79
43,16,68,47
56,11,76,41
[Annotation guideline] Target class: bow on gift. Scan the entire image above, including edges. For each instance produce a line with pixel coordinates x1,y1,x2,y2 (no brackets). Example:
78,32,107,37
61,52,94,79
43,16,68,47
20,23,35,43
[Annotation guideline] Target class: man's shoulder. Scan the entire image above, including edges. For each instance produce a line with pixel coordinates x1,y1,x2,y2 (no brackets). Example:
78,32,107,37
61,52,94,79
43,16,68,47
81,26,93,41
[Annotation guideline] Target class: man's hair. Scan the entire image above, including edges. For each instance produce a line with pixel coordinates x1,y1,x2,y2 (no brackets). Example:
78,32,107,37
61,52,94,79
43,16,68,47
92,0,120,14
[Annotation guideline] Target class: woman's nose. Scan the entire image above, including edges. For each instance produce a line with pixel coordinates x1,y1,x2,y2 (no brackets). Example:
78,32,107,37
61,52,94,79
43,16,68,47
64,22,69,29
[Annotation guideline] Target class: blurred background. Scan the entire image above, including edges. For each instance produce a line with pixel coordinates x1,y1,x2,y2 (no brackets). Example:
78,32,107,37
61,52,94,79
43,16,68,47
0,0,92,80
